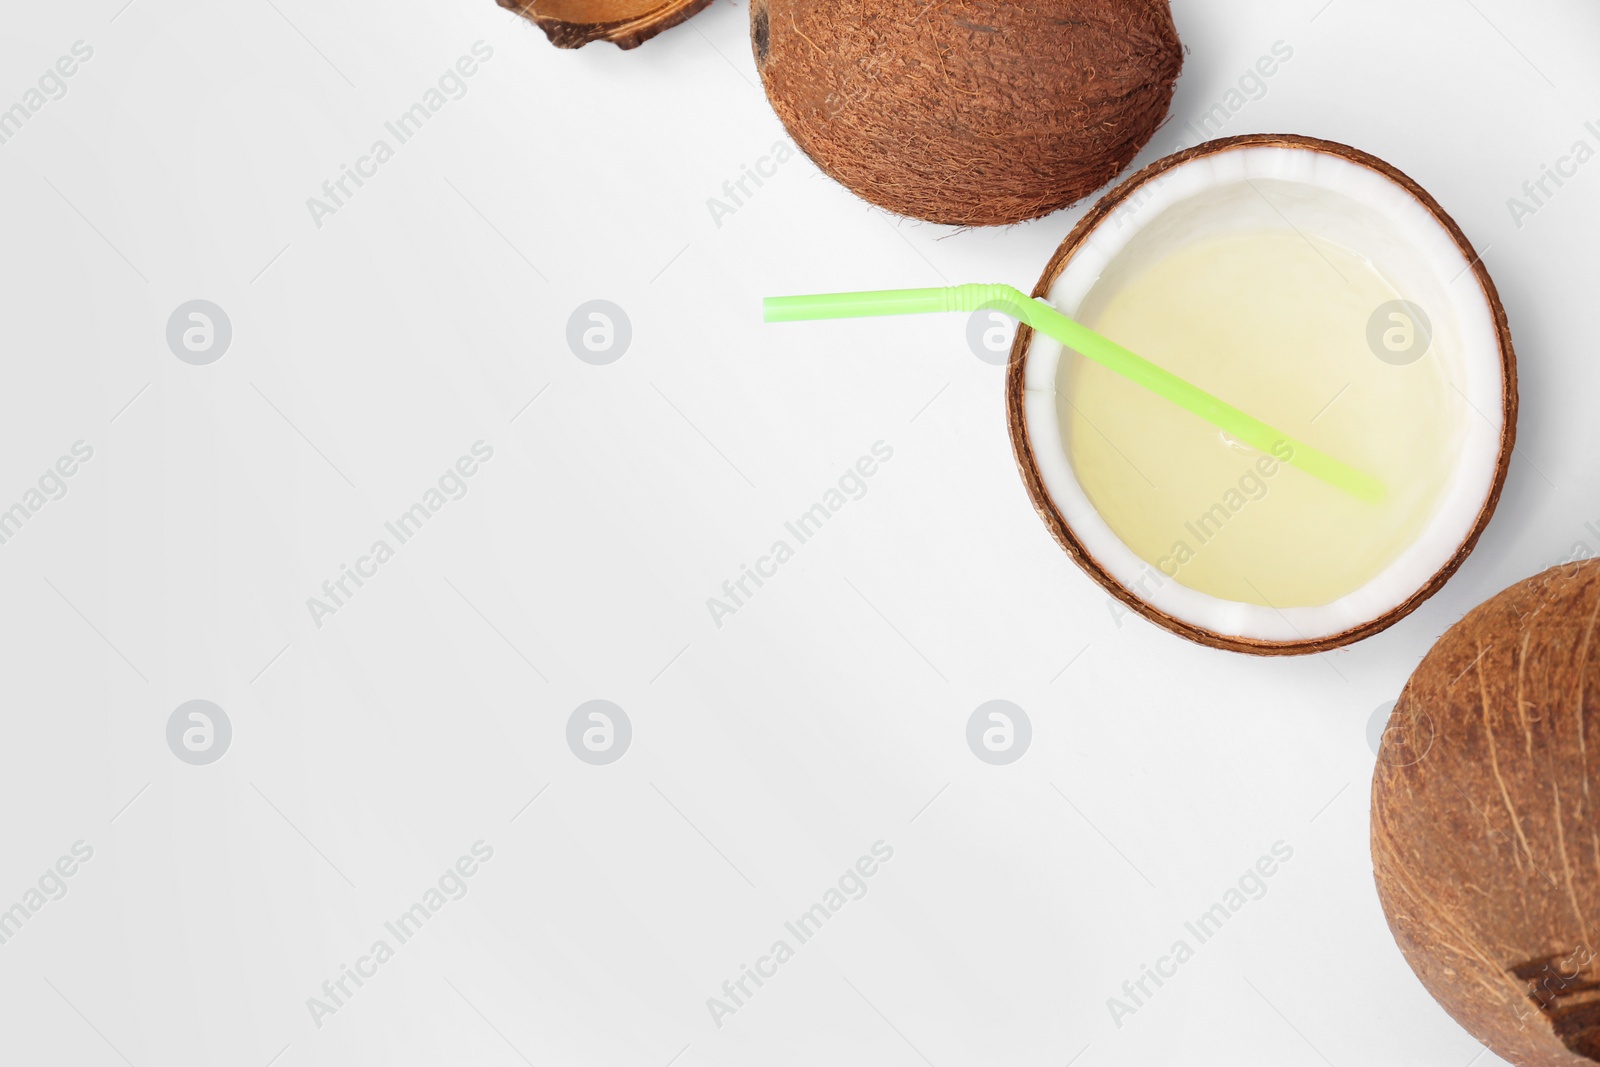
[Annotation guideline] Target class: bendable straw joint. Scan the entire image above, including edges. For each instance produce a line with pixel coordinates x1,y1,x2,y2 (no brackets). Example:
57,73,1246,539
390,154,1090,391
763,283,1384,502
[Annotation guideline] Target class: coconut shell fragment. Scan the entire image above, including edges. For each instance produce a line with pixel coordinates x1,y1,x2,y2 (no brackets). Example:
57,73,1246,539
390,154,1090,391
499,0,712,49
1373,560,1600,1066
752,0,1184,226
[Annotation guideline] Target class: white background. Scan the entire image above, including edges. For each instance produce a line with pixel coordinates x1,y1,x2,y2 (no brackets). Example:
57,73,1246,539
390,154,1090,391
1,0,1597,1064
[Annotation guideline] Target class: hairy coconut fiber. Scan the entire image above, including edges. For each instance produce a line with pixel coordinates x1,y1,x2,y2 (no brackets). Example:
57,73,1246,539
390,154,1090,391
499,0,712,49
1373,560,1600,1066
751,0,1183,226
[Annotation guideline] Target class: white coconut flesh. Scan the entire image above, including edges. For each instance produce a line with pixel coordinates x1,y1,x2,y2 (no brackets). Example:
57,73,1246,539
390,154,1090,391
1019,144,1507,646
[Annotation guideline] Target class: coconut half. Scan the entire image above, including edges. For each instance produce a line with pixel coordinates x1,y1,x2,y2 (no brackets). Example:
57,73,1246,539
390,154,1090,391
1006,134,1517,655
499,0,712,49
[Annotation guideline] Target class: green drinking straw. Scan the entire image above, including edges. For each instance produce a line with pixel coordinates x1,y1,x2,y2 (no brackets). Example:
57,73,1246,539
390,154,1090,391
764,283,1384,503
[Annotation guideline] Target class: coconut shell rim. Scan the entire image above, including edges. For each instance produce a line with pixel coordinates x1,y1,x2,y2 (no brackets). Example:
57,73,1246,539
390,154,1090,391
1003,132,1520,656
498,0,713,49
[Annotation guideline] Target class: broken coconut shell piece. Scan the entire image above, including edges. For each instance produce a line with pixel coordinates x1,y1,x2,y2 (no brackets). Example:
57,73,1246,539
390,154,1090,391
498,0,712,50
1373,560,1600,1067
752,0,1183,226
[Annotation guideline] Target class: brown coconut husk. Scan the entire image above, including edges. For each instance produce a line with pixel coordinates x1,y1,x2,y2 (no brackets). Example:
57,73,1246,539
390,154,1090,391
499,0,712,49
1003,133,1518,655
1373,560,1600,1066
752,0,1183,226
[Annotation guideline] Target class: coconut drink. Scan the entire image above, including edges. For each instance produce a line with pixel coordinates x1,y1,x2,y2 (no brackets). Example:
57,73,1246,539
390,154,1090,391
766,134,1515,653
1007,134,1517,653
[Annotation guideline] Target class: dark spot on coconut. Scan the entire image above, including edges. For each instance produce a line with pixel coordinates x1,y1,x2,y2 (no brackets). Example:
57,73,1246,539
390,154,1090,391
1510,953,1600,1061
752,2,769,64
952,20,999,32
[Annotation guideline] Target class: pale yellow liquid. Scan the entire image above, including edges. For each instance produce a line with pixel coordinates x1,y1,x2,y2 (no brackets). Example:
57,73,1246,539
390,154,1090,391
1061,230,1461,608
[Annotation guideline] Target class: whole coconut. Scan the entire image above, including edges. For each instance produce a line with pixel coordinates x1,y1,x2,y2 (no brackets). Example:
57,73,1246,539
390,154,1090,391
1373,560,1600,1066
752,0,1184,226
